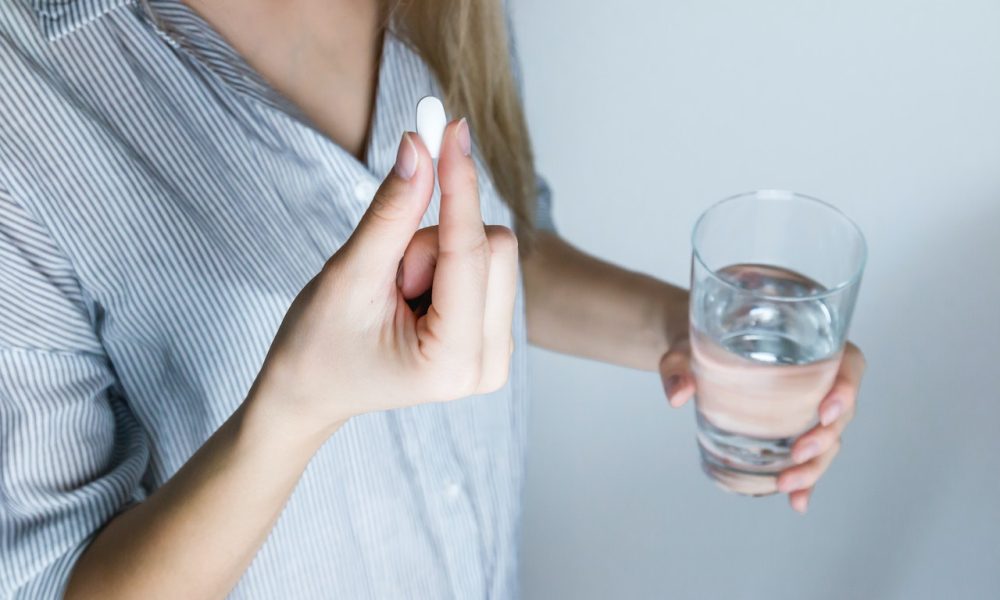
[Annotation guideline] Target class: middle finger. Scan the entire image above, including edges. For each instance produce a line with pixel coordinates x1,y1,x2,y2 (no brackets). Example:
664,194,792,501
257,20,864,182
790,406,854,464
426,119,489,353
778,440,841,493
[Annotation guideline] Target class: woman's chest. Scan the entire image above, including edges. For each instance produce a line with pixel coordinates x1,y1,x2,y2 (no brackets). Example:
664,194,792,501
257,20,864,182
1,23,515,407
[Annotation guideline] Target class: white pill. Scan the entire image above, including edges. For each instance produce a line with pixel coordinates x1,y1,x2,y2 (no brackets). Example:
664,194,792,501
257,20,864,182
416,96,447,159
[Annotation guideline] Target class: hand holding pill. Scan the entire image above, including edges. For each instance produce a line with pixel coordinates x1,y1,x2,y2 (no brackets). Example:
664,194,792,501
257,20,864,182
257,98,518,432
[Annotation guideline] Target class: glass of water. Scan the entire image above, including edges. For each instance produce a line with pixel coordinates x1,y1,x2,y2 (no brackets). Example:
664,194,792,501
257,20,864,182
690,190,866,496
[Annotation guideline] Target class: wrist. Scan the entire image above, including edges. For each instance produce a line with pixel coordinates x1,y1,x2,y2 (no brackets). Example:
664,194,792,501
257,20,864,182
649,282,690,360
241,369,348,456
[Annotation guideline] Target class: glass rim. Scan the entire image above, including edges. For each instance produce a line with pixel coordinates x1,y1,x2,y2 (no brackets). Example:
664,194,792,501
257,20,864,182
691,189,868,303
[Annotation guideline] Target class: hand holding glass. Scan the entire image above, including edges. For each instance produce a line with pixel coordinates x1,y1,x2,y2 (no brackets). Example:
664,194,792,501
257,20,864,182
689,190,866,496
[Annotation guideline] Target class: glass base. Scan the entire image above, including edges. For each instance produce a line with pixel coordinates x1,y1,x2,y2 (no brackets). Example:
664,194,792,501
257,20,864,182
696,412,798,497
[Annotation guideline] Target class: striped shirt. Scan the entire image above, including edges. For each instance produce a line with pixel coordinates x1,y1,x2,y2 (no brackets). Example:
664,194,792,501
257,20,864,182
0,1,554,597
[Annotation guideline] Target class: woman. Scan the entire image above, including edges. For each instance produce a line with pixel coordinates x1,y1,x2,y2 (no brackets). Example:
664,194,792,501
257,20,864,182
0,0,865,597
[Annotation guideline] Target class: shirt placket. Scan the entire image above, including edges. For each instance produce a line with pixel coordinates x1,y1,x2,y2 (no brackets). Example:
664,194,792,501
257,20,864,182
397,407,487,599
136,3,491,594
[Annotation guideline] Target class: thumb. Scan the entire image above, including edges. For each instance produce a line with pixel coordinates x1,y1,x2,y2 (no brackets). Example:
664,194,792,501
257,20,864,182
659,338,695,408
344,132,434,274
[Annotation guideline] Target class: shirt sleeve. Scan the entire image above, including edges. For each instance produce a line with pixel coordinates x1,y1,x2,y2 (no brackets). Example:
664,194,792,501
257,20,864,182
506,7,557,232
0,188,149,599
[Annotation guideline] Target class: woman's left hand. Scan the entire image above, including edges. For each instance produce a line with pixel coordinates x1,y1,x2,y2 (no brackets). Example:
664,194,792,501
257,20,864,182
659,340,866,513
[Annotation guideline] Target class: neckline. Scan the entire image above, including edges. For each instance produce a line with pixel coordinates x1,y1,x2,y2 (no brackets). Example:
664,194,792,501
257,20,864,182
138,0,392,179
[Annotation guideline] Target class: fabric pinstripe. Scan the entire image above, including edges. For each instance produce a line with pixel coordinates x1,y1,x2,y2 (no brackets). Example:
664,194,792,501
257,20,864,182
0,1,554,597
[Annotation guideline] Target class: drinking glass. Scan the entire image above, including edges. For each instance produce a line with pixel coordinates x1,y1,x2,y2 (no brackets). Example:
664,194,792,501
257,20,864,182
689,190,866,496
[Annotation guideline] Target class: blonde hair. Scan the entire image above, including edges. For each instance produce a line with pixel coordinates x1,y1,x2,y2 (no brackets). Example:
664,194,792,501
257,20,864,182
388,1,538,242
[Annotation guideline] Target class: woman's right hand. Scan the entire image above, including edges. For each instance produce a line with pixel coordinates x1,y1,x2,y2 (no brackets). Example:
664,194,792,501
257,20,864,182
64,121,515,599
253,119,519,438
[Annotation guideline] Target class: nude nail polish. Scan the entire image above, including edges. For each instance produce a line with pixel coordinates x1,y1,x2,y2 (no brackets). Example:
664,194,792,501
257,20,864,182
394,133,417,180
456,118,471,156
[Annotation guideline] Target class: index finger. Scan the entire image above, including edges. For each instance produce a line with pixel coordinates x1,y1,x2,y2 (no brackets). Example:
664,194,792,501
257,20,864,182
819,342,866,425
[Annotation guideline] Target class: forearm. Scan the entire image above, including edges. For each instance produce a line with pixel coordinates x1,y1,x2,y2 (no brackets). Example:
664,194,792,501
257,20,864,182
65,378,340,600
523,231,689,371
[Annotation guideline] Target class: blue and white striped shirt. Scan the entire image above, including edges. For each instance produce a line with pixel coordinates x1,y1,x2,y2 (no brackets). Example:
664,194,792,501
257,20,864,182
0,1,553,597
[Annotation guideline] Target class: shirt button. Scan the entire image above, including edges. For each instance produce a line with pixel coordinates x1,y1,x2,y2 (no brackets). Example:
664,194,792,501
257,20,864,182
353,178,378,202
444,481,463,500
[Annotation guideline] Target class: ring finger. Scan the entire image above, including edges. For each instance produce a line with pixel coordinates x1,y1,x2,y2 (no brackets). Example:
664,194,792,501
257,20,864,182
477,225,519,393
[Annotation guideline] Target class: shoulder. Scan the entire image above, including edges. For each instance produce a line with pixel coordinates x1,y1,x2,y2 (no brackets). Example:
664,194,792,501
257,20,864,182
0,4,80,137
0,2,145,217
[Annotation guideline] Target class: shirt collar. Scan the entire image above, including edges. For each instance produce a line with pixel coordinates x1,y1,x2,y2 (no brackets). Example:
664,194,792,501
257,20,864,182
28,0,133,41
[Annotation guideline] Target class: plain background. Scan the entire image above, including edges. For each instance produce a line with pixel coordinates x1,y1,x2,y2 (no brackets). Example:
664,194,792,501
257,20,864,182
511,1,1000,598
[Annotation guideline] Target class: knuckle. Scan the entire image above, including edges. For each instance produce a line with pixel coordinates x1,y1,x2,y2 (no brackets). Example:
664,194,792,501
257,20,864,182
457,166,479,191
427,355,482,400
832,380,858,405
366,190,406,224
485,226,518,255
660,352,689,376
469,234,492,259
795,435,816,456
830,439,843,458
803,470,822,487
444,235,490,262
478,349,513,394
817,428,838,450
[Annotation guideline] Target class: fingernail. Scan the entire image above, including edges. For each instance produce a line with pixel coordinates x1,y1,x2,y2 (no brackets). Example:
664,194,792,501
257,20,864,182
456,118,472,156
778,475,803,493
793,496,809,514
793,441,819,464
820,399,842,427
394,132,418,180
664,374,681,399
395,262,404,288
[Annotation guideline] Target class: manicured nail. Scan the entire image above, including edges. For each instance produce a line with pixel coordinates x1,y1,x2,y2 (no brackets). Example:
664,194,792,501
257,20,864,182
793,441,820,464
394,132,418,180
456,118,472,156
778,475,803,493
820,399,843,427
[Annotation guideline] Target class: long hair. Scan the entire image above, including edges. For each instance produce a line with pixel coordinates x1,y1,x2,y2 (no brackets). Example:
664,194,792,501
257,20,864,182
388,1,538,242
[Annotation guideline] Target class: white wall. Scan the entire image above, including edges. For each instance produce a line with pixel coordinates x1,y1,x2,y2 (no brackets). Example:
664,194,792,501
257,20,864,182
512,1,1000,598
